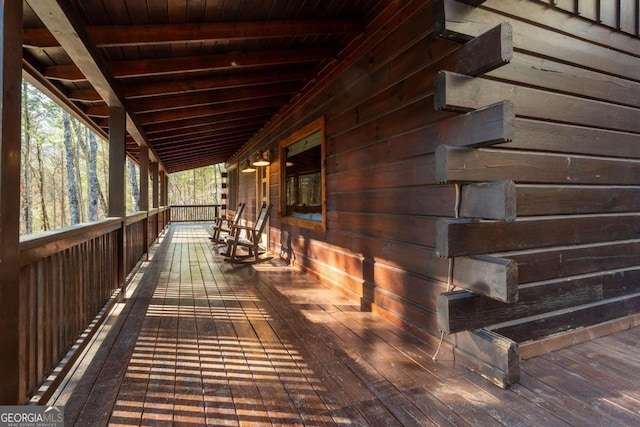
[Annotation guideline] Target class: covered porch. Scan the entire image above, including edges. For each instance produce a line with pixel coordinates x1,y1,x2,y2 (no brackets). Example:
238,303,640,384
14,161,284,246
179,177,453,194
47,223,640,426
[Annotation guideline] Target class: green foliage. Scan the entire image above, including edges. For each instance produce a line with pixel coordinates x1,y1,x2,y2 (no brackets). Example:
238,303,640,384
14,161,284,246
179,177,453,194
20,80,110,235
168,164,226,205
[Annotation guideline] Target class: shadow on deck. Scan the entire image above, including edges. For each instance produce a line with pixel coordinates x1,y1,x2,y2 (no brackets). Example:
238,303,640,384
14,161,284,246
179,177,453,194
48,224,640,426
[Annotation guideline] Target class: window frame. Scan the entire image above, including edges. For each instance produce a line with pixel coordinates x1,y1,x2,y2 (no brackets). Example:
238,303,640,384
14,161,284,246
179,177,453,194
279,116,326,231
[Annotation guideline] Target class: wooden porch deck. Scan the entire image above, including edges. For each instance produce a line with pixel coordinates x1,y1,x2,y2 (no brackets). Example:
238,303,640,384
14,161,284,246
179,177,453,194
48,224,640,426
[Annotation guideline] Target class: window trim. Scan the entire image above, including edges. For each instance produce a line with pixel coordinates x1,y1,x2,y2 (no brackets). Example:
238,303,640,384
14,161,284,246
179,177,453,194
279,116,326,231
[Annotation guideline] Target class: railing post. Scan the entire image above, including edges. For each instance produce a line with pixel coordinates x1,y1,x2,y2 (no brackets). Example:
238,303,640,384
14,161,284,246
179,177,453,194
108,106,127,296
0,0,24,404
151,162,159,238
139,146,149,258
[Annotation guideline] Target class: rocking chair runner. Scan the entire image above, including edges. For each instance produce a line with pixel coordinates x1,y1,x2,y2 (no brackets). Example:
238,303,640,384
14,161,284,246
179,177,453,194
210,202,245,244
224,203,273,264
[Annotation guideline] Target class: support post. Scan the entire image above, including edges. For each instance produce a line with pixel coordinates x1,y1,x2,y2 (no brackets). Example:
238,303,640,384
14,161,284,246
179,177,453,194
151,162,159,209
0,0,23,404
139,146,149,257
108,106,126,295
159,169,166,207
150,162,159,239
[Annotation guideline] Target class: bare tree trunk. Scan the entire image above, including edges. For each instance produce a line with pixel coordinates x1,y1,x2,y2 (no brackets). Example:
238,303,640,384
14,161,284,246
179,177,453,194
21,80,33,234
87,131,100,221
128,158,140,211
213,164,219,205
71,120,85,222
36,144,50,231
60,151,66,226
63,111,80,224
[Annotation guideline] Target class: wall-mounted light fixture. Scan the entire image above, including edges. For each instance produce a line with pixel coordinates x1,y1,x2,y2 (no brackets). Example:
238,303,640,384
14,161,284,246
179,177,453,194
252,149,271,167
241,159,256,173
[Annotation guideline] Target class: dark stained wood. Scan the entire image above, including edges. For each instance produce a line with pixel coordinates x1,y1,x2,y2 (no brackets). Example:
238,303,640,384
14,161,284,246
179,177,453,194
501,241,640,285
491,292,640,343
121,68,316,99
434,0,639,80
447,330,519,389
436,146,640,185
46,48,335,80
452,255,518,303
504,118,640,159
42,224,640,426
437,215,640,258
459,180,516,221
24,19,363,48
435,71,640,133
0,0,24,403
516,185,640,216
127,82,300,114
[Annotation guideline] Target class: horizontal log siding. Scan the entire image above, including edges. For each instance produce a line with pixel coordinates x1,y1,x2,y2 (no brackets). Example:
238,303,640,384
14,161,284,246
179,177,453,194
231,0,640,351
18,220,121,400
232,2,464,348
434,0,640,343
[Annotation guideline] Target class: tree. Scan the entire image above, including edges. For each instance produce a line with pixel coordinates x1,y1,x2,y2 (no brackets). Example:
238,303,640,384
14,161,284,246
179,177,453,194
21,80,33,234
63,111,80,224
87,131,101,221
128,158,140,212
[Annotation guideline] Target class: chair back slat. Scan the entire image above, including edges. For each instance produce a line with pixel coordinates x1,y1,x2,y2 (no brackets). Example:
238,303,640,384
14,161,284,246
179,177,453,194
232,202,245,223
253,203,272,236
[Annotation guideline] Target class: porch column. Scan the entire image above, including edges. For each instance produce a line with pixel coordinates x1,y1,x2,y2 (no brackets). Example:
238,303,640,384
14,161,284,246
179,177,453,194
0,0,23,404
150,162,159,238
159,169,166,206
108,106,126,294
139,146,149,257
151,162,159,209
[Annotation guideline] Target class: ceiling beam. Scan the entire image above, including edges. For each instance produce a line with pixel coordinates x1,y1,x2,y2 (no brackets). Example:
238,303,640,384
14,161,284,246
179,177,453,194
25,0,162,166
44,47,335,80
69,67,315,101
152,130,257,149
142,108,279,134
150,121,265,142
137,96,289,125
128,82,300,114
24,19,363,48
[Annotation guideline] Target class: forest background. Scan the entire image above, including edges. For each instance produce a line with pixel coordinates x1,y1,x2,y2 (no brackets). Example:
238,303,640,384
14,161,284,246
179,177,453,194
20,80,225,235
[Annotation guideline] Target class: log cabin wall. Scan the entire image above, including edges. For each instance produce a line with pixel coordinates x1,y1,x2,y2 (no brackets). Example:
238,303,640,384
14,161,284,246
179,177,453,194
231,0,640,386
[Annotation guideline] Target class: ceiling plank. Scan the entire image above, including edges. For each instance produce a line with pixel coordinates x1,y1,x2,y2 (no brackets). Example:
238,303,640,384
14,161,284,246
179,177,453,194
137,96,289,125
44,47,335,80
142,108,279,134
120,67,316,98
24,19,363,48
128,82,300,113
150,121,266,142
152,130,257,148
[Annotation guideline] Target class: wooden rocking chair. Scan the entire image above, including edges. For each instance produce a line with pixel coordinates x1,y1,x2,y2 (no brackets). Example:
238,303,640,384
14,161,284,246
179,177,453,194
210,202,245,244
223,203,273,264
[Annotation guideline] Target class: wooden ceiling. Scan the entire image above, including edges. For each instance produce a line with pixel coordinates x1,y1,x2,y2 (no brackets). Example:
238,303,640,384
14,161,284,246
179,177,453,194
22,0,390,173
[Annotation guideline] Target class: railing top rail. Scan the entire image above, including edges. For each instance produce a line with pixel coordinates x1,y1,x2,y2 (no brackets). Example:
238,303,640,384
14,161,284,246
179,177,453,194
19,217,122,267
125,211,148,225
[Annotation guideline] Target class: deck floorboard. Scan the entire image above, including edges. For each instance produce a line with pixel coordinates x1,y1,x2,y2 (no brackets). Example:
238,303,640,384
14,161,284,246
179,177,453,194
50,224,640,426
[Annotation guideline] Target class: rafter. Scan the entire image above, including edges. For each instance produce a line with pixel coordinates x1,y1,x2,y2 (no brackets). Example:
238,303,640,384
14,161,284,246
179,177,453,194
23,19,363,48
142,108,279,134
153,133,255,152
137,96,289,125
44,47,334,80
128,82,300,114
149,121,266,142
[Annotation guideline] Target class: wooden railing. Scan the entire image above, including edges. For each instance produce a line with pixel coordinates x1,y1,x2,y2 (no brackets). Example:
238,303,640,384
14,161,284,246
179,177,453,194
19,218,122,400
17,209,171,403
125,212,148,273
170,204,220,222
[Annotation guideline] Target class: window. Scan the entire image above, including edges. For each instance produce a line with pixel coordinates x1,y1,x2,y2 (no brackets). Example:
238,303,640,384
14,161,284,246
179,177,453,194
280,116,326,231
